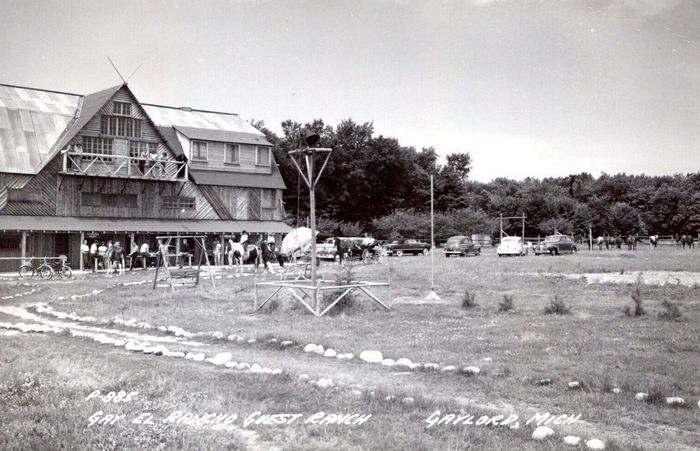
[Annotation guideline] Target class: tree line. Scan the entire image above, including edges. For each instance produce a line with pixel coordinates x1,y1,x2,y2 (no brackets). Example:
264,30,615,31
253,119,700,241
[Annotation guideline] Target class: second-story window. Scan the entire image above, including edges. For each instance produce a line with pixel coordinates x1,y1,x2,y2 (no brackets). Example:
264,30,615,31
256,146,271,166
225,144,239,164
113,101,131,116
129,141,158,158
82,137,113,161
101,116,141,138
192,141,207,161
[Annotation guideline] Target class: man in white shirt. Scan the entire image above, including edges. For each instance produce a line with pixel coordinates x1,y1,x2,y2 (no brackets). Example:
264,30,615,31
81,240,90,270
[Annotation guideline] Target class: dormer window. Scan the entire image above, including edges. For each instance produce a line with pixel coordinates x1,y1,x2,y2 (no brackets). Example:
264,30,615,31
225,144,240,164
191,141,208,161
256,147,271,166
113,101,131,116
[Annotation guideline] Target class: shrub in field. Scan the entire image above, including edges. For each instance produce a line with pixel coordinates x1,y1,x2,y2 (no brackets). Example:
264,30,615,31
658,299,683,321
498,295,514,312
624,287,645,317
461,289,477,309
324,265,356,315
544,295,570,315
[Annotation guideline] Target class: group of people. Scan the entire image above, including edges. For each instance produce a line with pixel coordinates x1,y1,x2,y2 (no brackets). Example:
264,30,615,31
137,149,177,178
211,231,279,273
80,240,127,274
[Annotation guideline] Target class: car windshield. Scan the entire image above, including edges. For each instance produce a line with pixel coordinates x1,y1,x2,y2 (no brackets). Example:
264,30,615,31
502,237,520,243
446,237,463,245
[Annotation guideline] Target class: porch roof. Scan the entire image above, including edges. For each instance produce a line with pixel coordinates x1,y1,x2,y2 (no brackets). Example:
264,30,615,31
0,215,291,234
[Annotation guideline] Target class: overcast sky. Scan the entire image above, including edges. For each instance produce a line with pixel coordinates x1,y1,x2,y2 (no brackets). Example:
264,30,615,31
1,0,698,181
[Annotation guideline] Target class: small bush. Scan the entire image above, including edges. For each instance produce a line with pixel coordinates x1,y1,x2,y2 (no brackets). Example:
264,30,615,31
498,295,514,312
544,295,570,315
324,265,356,315
658,299,682,321
461,289,477,309
624,287,645,317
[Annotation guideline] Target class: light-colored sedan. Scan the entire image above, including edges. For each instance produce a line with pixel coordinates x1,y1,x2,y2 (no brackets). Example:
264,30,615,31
497,237,528,256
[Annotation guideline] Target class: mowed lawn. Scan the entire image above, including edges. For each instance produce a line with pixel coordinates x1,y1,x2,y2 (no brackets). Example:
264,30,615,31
5,246,700,449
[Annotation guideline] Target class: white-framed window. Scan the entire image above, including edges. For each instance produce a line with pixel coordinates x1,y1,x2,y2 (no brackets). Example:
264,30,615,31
113,101,131,116
100,116,141,138
256,146,271,166
129,141,158,158
82,136,114,161
225,143,240,164
191,141,207,161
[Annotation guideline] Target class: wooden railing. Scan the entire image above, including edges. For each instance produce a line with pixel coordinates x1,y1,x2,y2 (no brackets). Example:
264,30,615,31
61,151,187,181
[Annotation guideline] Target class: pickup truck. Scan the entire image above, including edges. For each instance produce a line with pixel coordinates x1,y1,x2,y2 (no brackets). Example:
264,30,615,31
383,239,431,256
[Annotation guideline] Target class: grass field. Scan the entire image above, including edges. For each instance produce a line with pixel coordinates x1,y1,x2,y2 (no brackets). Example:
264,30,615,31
1,246,699,450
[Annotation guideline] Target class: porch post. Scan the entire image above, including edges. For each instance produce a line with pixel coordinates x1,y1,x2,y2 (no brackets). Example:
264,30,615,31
21,231,27,262
79,232,84,271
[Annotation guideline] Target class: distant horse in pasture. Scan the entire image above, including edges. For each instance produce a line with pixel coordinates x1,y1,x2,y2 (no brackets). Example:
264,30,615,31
679,234,695,249
626,235,637,250
596,236,605,250
614,235,623,249
649,235,659,249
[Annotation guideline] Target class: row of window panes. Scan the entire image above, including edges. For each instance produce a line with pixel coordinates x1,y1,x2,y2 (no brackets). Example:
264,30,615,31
162,197,196,209
80,193,195,210
113,101,131,116
101,115,142,138
190,141,270,166
82,137,113,160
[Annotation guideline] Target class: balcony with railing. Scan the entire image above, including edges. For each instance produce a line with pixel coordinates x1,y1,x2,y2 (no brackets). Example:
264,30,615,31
60,151,187,181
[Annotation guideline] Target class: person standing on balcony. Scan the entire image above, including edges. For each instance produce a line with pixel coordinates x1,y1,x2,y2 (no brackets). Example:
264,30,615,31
139,148,148,176
149,147,159,177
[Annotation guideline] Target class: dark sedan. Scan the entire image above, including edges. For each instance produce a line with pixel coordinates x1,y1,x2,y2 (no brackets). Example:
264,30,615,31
534,234,577,255
443,236,481,257
384,239,431,256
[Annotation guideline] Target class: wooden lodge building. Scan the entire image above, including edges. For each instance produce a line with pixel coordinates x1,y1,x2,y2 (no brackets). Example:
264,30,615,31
0,82,291,272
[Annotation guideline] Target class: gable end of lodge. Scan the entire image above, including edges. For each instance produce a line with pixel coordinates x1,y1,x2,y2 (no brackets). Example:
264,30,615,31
0,82,290,272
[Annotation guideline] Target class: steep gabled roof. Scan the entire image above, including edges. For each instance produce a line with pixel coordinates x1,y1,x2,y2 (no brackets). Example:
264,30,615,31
0,84,82,174
52,84,122,156
142,103,265,137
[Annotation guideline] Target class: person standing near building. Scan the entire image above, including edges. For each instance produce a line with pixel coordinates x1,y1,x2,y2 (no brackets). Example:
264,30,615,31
128,240,139,270
178,239,190,268
213,240,222,266
90,240,98,272
110,241,125,275
139,241,150,268
81,240,90,270
97,241,108,271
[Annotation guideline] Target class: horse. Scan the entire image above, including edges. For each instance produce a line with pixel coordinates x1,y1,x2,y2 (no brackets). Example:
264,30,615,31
228,241,245,272
649,235,659,248
626,235,637,250
614,235,623,249
679,234,695,249
596,236,605,250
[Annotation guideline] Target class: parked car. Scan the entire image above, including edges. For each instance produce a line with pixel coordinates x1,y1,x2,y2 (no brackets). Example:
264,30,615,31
384,239,431,256
497,236,528,256
315,237,365,260
443,236,481,257
534,234,577,255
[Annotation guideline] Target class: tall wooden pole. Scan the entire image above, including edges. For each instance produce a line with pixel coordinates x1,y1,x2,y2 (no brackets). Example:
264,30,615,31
306,153,318,314
521,212,525,242
430,175,435,292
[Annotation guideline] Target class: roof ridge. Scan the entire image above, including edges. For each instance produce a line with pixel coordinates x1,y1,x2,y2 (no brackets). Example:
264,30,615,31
0,82,82,97
142,102,240,116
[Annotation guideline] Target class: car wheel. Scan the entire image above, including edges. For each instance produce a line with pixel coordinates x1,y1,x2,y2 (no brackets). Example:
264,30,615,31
422,248,429,256
396,250,403,257
550,248,558,256
476,249,481,256
572,246,577,254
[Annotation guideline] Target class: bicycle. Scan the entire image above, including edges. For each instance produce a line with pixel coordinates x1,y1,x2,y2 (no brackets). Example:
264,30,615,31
19,257,72,280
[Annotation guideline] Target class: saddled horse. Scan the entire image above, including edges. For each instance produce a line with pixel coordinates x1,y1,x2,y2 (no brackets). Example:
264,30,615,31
678,234,695,249
626,235,637,250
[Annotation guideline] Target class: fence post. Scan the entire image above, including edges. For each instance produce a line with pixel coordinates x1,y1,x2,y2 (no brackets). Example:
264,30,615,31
21,232,27,263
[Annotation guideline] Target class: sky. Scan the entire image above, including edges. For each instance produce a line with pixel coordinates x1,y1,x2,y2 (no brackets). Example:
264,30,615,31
0,0,698,182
